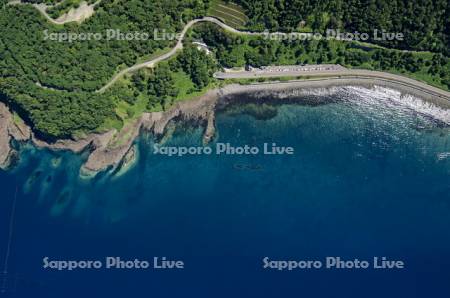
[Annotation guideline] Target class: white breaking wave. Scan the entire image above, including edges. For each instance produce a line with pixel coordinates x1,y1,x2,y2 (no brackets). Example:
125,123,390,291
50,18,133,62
437,152,450,160
263,87,341,99
293,87,342,97
246,84,449,124
341,85,450,125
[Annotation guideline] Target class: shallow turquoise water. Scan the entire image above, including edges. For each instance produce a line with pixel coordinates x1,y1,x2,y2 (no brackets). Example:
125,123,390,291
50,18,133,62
0,87,449,297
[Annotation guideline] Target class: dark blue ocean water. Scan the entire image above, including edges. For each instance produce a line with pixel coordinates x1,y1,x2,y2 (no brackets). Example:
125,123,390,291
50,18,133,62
1,87,450,297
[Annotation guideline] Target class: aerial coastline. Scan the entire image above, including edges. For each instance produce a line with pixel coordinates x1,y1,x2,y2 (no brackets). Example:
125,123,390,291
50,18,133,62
0,1,450,173
2,0,450,145
1,76,449,175
2,1,450,297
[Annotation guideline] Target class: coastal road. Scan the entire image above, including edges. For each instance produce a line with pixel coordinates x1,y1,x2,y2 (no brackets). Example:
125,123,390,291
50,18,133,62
9,2,450,98
95,17,450,98
96,17,259,93
7,1,260,92
214,65,348,79
214,67,450,100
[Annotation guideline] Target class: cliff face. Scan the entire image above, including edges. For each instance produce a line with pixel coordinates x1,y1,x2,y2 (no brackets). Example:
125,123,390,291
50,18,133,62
4,80,445,175
0,102,31,169
1,88,219,175
81,89,219,175
0,103,12,169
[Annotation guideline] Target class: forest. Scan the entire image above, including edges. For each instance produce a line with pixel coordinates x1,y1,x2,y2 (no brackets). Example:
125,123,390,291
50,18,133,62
193,22,450,88
0,0,210,139
234,0,449,54
0,0,449,140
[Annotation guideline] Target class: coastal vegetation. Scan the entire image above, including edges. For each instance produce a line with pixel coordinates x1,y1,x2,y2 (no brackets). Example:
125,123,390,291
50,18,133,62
0,0,210,139
0,0,449,140
208,0,249,28
234,0,450,55
21,0,98,18
47,0,98,19
192,23,450,90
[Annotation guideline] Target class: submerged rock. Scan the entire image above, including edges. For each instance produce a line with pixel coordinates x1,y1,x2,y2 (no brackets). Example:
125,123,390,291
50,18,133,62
51,188,73,216
225,103,278,121
80,89,219,177
2,81,448,176
203,112,216,145
50,156,63,168
24,169,43,193
112,145,139,179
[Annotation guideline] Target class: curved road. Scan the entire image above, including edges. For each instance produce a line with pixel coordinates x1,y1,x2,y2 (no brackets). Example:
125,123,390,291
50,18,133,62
8,1,100,25
96,17,450,99
6,3,450,99
214,68,450,100
97,17,256,93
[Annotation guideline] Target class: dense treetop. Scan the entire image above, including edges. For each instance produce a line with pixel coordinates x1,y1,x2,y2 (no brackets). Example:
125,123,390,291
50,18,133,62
0,0,449,139
235,0,449,54
1,0,208,91
0,0,209,139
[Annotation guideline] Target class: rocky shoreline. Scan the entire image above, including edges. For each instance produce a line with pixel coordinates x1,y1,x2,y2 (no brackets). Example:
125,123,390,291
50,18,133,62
0,103,31,170
0,87,219,174
1,79,449,175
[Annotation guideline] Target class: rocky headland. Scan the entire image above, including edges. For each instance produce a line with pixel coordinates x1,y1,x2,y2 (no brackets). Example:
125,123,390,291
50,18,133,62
1,79,449,176
0,88,219,175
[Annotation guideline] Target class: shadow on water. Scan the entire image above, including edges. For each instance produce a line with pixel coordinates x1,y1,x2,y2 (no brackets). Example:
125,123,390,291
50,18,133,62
6,89,450,225
23,169,43,194
233,163,264,171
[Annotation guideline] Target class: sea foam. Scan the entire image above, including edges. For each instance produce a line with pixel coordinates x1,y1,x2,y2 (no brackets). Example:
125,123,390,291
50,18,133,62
341,85,450,125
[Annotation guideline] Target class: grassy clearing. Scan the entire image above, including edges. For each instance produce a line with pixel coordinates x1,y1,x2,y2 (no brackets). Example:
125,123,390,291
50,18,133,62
47,0,96,19
172,71,219,102
99,69,219,133
47,0,96,18
12,112,25,127
115,96,148,123
97,76,149,132
208,0,249,28
135,47,173,64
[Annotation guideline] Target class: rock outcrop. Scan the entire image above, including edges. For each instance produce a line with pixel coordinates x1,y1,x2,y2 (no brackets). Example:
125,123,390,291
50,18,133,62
79,89,219,175
5,79,445,175
0,104,12,169
0,102,31,169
